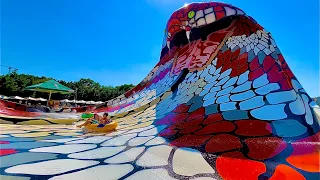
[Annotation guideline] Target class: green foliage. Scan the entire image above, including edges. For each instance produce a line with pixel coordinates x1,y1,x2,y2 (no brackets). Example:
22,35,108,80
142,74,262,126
0,73,134,101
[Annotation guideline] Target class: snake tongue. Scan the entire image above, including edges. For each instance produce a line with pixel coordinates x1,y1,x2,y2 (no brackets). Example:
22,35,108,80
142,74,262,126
186,31,190,42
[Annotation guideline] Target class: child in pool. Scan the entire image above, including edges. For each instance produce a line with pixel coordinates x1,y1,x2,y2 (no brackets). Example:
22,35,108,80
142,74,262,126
98,113,112,127
77,113,101,128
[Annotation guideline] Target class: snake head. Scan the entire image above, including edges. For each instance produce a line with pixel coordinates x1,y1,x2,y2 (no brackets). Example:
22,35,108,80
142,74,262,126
163,2,245,50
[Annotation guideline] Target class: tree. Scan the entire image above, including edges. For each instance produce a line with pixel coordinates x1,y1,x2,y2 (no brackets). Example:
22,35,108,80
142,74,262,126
0,73,135,101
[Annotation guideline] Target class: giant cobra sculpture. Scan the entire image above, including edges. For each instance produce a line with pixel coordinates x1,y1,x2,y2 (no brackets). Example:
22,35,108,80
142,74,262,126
0,2,319,180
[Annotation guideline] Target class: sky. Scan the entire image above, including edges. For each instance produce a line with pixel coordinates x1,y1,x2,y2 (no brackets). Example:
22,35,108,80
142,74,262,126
1,0,319,97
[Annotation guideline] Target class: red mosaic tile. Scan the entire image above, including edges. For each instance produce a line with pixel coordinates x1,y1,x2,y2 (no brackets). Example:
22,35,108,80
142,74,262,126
263,56,275,72
245,137,287,160
234,120,272,136
215,11,225,20
205,134,242,153
180,115,205,128
286,132,320,172
279,79,293,91
214,6,223,11
170,113,189,124
170,134,211,147
230,69,238,77
0,149,17,156
231,49,241,60
231,58,239,67
239,66,249,74
172,104,190,113
202,113,223,124
267,65,284,82
179,126,203,134
186,107,205,121
238,52,247,64
284,68,294,79
195,121,236,135
216,151,267,180
221,63,231,73
269,164,306,180
248,67,264,81
278,54,285,63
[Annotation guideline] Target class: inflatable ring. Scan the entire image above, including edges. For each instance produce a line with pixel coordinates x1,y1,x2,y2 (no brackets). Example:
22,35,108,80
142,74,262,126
85,121,118,133
81,113,94,119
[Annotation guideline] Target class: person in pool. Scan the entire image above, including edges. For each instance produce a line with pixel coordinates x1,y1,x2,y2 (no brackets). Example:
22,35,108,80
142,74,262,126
98,113,112,126
77,113,101,128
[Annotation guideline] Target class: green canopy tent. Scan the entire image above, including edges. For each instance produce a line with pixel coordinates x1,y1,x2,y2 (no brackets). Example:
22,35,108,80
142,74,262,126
25,80,74,106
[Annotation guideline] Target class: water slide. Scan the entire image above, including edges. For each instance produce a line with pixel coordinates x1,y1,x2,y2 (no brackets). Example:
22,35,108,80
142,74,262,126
0,2,319,180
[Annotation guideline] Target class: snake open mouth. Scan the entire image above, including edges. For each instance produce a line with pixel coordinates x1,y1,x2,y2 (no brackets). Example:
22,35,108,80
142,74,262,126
158,3,248,76
160,15,235,58
162,16,241,76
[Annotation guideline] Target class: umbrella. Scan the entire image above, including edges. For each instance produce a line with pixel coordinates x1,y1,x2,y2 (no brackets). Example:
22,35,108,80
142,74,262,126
25,80,74,106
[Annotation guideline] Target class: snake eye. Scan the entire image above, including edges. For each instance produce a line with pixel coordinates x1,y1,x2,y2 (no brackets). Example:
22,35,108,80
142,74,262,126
188,11,195,19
